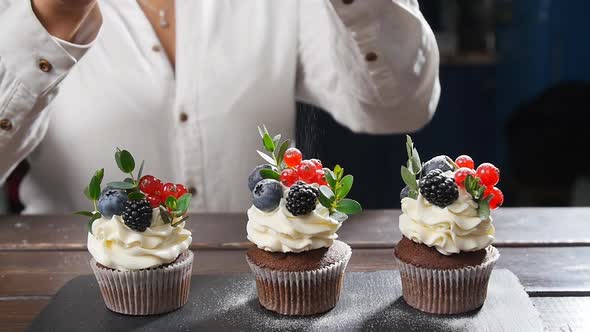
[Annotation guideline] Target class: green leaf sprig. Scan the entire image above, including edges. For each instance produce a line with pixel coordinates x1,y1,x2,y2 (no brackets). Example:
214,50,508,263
463,175,492,219
159,193,192,226
74,168,104,234
400,135,422,199
317,165,362,220
256,125,291,180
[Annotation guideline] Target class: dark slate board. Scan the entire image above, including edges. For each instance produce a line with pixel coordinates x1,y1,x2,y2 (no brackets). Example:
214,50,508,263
28,270,542,331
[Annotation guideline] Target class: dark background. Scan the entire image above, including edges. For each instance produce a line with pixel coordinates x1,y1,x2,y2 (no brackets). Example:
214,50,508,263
2,0,590,212
297,0,590,209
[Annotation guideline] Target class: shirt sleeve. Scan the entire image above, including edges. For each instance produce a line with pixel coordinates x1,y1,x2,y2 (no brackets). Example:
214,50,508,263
296,0,440,134
0,0,100,184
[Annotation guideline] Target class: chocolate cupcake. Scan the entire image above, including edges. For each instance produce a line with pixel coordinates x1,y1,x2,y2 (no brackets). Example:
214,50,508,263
395,136,502,314
76,149,194,315
245,127,361,316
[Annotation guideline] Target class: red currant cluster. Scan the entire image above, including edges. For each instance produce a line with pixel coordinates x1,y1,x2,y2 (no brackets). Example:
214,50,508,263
453,155,504,210
138,175,188,208
280,148,327,187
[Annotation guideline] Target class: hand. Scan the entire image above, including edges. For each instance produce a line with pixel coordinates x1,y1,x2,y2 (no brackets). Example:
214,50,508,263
32,0,98,41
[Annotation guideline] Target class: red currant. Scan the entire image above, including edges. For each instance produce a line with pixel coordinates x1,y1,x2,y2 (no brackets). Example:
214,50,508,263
454,167,476,187
476,163,500,187
297,160,316,183
280,168,299,187
139,175,163,195
315,169,327,185
146,195,161,208
455,155,475,169
486,187,504,210
161,182,180,201
283,148,302,168
310,159,323,170
176,184,188,197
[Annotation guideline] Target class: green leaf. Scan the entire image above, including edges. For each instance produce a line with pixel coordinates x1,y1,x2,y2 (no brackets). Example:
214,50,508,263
107,181,136,190
88,174,101,200
325,170,337,188
478,198,491,219
319,185,335,202
88,219,95,234
165,196,177,210
318,191,333,209
260,168,280,181
410,148,421,175
262,133,275,153
275,139,290,167
83,186,92,200
408,189,418,199
336,198,362,215
476,186,486,200
128,191,145,200
257,150,276,165
74,211,94,217
95,168,104,185
116,150,135,173
176,193,192,215
257,126,265,139
406,135,414,159
401,166,418,191
334,165,343,180
336,175,353,199
159,206,172,224
331,211,349,222
124,178,134,184
137,160,145,180
272,134,281,146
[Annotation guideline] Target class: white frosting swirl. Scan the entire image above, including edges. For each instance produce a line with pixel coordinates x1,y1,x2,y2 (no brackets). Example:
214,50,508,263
399,188,495,256
87,208,192,271
247,199,341,253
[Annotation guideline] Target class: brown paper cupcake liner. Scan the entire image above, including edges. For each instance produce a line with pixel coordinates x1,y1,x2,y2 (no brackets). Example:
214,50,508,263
246,245,352,316
90,250,194,315
396,245,500,315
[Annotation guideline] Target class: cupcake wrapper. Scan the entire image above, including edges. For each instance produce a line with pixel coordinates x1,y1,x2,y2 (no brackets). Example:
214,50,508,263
396,246,500,315
90,250,194,316
246,246,352,316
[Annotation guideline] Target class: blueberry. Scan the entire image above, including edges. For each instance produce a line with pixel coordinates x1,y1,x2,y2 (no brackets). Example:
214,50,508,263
251,179,283,212
97,189,128,218
422,155,453,175
248,164,273,192
400,186,410,200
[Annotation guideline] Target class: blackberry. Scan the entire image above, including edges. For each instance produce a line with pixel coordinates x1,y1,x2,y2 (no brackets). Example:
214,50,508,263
419,169,459,208
122,199,153,232
286,181,318,216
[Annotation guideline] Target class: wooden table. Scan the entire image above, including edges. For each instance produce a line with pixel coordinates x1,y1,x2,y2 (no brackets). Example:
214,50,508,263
1,208,589,331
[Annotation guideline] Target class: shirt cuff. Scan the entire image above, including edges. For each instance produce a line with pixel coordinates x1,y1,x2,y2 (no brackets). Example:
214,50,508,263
0,1,97,95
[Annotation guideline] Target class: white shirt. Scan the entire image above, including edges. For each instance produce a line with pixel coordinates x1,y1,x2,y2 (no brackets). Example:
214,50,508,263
0,0,440,214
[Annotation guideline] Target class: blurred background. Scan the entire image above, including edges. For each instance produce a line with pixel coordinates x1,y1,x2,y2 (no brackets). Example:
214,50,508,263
2,0,590,213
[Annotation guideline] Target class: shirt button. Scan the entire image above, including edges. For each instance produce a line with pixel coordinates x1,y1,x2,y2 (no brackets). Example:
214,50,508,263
188,186,197,196
179,112,188,123
365,52,378,62
0,119,12,131
152,45,161,52
38,59,52,72
342,0,354,4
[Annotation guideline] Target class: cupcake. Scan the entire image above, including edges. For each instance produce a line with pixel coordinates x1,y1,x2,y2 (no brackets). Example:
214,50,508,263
395,136,503,314
75,149,194,315
245,126,362,316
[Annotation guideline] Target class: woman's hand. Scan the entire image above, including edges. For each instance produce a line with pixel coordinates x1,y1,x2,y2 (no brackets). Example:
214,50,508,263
32,0,98,41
